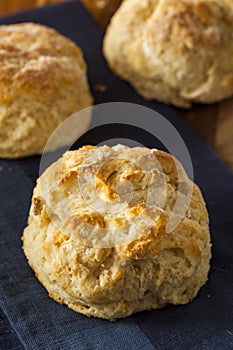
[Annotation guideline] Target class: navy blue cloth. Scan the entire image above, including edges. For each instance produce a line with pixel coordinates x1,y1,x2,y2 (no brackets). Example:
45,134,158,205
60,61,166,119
0,1,233,349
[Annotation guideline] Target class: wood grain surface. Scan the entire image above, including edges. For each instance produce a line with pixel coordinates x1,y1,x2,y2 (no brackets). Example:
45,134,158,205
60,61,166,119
0,0,232,170
0,0,64,16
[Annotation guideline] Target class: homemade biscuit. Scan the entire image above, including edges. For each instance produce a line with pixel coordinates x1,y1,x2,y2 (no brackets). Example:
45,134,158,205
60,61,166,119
103,0,233,108
0,23,93,158
22,145,211,320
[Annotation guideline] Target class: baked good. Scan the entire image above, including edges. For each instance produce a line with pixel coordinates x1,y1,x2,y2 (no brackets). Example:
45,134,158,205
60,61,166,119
22,145,211,320
0,23,93,158
83,0,123,27
103,0,233,108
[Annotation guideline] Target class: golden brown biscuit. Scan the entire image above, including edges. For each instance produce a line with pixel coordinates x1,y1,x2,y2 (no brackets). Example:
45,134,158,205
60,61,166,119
103,0,233,108
22,145,211,320
0,23,93,158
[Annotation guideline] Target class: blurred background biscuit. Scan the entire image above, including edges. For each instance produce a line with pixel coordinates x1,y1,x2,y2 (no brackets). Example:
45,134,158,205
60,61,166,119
0,23,93,158
103,0,233,108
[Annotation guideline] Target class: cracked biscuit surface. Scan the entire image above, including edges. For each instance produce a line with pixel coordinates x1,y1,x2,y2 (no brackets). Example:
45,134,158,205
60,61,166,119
103,0,233,107
0,23,93,158
22,145,211,320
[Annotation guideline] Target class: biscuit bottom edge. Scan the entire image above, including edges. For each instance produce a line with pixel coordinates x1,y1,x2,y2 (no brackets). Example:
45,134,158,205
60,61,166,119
23,242,210,321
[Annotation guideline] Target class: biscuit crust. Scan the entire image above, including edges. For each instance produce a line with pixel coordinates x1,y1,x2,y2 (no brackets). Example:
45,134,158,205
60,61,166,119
22,145,211,320
0,23,93,158
103,0,233,108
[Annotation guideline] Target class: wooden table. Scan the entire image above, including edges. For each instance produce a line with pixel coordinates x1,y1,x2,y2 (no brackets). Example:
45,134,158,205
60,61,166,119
0,0,232,171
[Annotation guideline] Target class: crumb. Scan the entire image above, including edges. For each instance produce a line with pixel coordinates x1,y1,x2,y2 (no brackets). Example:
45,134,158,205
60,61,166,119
94,83,107,93
95,0,108,9
0,166,3,171
225,330,233,336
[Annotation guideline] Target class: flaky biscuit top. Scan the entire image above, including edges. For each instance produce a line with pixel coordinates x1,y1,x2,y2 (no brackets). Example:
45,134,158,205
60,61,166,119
33,145,209,253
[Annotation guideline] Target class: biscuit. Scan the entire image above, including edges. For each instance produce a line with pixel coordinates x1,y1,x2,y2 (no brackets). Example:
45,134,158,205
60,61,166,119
103,0,233,108
22,145,211,320
0,23,93,158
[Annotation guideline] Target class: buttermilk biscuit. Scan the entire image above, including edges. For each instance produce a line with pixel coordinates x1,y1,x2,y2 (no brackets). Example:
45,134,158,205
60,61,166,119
22,145,211,320
103,0,233,108
0,23,93,158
